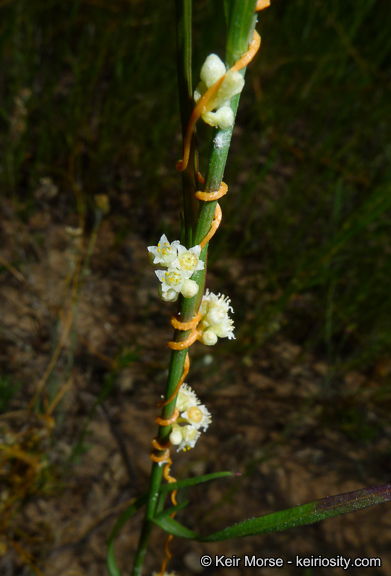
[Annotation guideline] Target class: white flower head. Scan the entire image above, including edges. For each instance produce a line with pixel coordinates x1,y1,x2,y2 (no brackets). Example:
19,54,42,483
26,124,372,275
169,383,211,451
182,404,212,432
176,383,200,412
194,54,244,129
171,244,204,274
148,234,182,267
155,266,198,302
199,290,235,343
176,425,201,452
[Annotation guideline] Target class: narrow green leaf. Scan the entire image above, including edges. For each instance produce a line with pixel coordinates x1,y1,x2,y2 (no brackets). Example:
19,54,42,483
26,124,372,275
160,471,235,494
107,494,147,576
107,548,122,576
154,484,391,542
154,510,200,540
155,500,189,520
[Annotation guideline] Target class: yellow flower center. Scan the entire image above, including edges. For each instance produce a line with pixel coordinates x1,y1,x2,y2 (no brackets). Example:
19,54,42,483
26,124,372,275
178,252,198,271
164,271,181,285
157,241,172,256
187,406,203,424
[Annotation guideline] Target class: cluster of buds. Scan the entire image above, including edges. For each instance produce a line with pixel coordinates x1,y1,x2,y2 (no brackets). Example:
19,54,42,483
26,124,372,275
194,54,244,130
198,290,235,345
169,383,211,452
148,234,204,302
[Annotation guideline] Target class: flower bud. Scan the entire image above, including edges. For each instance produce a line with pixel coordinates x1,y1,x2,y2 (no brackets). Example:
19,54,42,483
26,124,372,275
202,106,235,130
158,285,178,302
200,54,226,88
169,426,183,446
201,329,218,346
181,279,199,298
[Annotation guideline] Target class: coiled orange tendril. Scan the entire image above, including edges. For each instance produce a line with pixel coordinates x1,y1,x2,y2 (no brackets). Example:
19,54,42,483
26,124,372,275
152,4,268,573
196,183,227,250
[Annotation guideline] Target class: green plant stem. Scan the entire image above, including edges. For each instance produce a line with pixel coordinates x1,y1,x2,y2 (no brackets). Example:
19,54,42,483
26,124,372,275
175,0,198,245
131,2,258,575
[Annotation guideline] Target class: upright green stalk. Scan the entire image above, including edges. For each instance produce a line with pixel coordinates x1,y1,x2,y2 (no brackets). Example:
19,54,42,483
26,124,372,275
175,0,198,245
131,2,258,575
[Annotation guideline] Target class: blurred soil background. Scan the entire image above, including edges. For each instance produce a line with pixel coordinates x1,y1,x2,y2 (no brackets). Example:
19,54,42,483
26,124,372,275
1,0,391,575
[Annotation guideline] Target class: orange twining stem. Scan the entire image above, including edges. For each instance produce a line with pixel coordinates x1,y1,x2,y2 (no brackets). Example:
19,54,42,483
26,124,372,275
195,181,227,202
153,310,201,463
167,310,202,351
230,30,261,73
150,438,171,463
171,311,202,331
163,460,178,509
176,74,226,173
151,441,177,576
158,536,173,576
195,181,228,249
155,407,180,427
197,171,205,186
151,438,171,452
200,203,222,250
256,0,271,11
151,438,179,576
159,353,190,408
167,329,199,350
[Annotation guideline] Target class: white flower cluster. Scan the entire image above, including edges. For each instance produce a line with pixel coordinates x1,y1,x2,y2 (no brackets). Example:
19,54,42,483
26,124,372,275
148,234,204,302
169,384,211,452
198,290,235,346
194,54,244,130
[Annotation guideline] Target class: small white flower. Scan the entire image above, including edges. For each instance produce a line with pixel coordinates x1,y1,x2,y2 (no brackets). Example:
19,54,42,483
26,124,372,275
176,383,200,412
148,234,182,267
171,244,204,274
212,316,235,339
201,289,233,313
170,422,199,451
156,267,191,291
199,290,235,343
156,267,199,299
206,304,228,325
176,425,201,452
181,404,211,432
